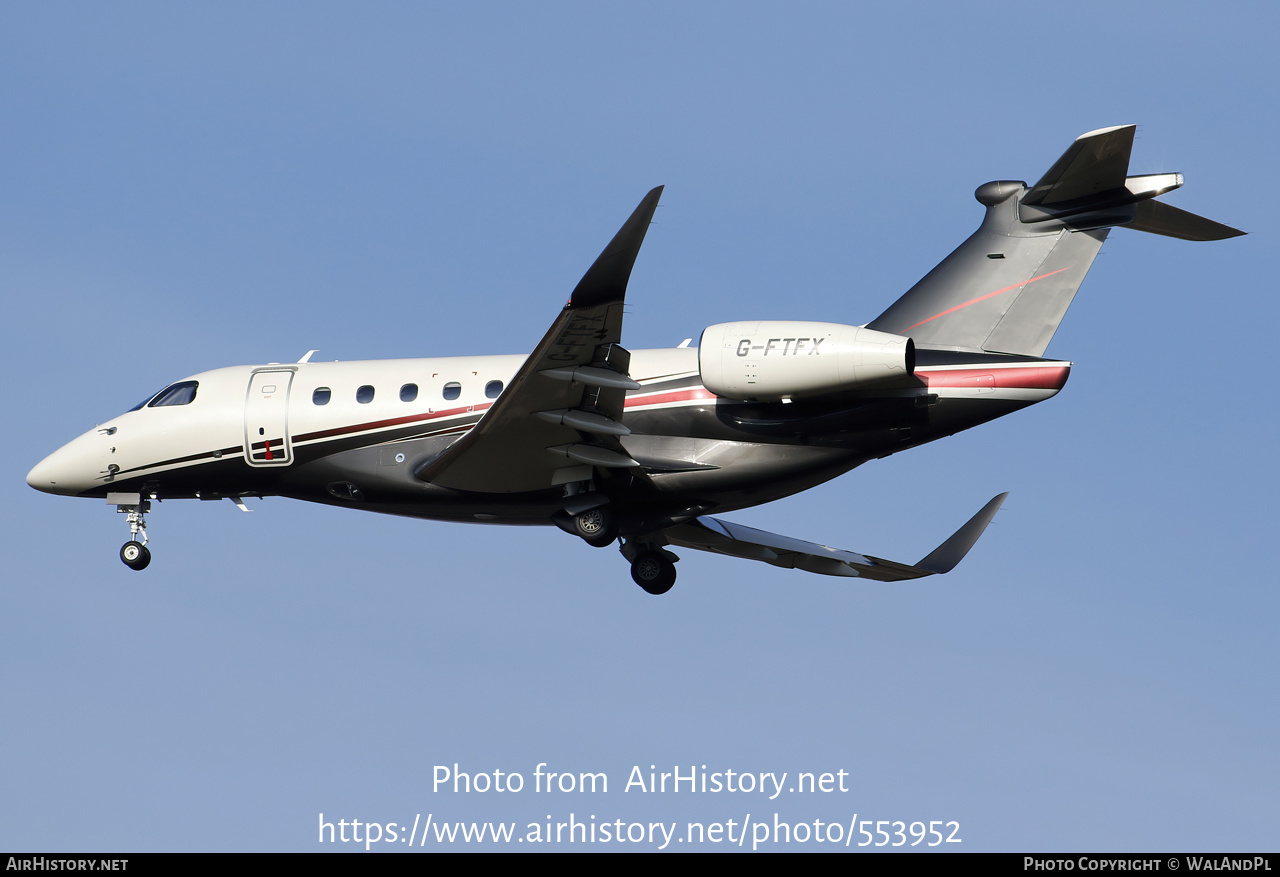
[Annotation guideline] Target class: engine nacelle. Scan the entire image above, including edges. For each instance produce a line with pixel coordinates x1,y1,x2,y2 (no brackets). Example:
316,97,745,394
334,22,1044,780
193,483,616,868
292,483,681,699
698,321,915,401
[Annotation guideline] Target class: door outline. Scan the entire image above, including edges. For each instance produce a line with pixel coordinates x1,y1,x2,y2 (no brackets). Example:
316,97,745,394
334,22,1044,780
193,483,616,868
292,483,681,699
244,368,296,467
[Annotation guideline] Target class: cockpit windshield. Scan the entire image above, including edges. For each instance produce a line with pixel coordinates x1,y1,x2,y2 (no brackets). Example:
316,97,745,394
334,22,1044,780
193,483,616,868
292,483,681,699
129,381,199,411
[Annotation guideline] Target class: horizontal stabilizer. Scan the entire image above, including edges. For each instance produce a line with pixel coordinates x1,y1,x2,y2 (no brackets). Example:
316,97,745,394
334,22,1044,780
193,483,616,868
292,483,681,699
1129,198,1245,241
662,494,1008,581
1024,125,1135,206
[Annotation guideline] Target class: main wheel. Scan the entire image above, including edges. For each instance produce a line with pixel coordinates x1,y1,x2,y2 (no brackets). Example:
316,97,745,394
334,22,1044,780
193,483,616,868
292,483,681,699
574,507,617,547
630,552,676,595
120,541,151,571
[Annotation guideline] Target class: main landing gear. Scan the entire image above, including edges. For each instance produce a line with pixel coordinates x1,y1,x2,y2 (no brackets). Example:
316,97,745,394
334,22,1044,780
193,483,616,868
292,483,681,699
555,485,620,548
557,486,679,594
629,551,676,595
109,492,152,571
620,537,679,595
572,507,618,548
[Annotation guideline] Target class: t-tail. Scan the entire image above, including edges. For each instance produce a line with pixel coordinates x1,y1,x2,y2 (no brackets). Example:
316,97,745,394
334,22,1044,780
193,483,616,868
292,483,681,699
867,125,1244,357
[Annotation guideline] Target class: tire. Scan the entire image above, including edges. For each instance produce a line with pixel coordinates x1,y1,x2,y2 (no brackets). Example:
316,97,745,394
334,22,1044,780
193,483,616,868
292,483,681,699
574,508,617,547
120,541,150,571
630,552,676,595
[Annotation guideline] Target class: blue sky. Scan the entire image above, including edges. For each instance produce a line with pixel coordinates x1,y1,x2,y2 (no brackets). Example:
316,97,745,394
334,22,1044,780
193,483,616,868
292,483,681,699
3,2,1276,852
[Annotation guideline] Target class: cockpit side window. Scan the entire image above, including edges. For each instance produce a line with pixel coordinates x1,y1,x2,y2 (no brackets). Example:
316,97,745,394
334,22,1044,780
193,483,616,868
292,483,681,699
129,392,161,412
146,381,199,408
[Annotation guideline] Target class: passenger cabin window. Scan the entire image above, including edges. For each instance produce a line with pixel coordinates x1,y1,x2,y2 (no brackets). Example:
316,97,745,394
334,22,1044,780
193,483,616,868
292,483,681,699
147,381,199,408
313,387,332,405
356,385,375,404
400,383,418,402
485,380,503,399
442,382,461,401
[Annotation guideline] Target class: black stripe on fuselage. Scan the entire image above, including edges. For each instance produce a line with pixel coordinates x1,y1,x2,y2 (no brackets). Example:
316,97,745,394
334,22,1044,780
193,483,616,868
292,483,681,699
914,348,1061,367
93,354,1046,496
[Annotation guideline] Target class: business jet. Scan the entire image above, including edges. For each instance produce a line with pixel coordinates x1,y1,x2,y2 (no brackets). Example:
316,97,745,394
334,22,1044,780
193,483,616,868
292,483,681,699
26,126,1241,593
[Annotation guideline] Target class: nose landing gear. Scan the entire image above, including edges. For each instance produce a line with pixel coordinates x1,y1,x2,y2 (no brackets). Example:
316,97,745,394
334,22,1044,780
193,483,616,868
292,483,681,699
109,492,152,571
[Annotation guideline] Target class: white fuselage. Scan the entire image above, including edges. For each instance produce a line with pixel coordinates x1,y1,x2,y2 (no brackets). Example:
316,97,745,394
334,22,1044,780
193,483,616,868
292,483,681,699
27,348,706,499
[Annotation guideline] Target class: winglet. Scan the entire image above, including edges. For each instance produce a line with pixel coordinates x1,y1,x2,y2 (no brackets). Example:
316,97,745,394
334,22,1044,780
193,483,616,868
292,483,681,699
914,492,1008,574
568,186,663,309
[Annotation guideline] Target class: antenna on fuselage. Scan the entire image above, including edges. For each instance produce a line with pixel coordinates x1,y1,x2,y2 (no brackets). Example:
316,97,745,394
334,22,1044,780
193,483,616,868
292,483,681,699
297,349,318,363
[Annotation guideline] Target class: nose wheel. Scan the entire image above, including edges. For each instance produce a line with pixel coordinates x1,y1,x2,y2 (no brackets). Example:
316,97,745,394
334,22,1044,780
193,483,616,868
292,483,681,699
109,493,154,571
120,541,151,570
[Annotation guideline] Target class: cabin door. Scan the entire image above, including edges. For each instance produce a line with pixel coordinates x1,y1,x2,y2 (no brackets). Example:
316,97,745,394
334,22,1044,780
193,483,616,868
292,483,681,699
244,368,295,466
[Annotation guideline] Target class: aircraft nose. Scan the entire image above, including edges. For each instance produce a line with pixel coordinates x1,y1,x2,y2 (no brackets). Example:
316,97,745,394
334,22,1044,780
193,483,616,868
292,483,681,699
26,447,83,495
27,432,110,496
27,451,69,494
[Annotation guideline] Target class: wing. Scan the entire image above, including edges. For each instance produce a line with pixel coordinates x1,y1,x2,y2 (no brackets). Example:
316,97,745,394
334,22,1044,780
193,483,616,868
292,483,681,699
415,186,663,493
661,493,1008,581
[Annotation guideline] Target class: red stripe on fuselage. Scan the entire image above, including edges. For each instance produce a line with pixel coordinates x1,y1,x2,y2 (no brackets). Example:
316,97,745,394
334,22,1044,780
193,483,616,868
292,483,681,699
293,403,493,444
292,386,716,446
289,368,1061,452
291,386,713,448
625,387,717,408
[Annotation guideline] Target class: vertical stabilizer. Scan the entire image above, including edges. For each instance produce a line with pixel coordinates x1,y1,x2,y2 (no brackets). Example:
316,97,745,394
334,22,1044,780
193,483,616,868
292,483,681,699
868,127,1243,356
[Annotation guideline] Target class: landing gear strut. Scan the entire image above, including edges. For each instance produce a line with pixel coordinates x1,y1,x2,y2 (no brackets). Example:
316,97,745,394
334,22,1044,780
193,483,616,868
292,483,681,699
110,493,153,571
